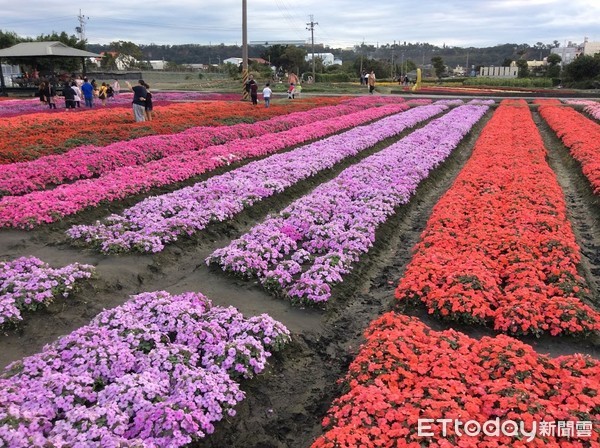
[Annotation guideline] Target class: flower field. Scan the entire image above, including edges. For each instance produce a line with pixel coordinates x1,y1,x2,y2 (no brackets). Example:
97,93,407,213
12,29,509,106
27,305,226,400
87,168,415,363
0,93,599,447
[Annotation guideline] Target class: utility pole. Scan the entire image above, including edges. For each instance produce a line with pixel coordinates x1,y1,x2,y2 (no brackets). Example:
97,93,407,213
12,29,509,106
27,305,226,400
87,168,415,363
242,0,249,100
306,15,318,83
391,40,395,79
76,9,88,43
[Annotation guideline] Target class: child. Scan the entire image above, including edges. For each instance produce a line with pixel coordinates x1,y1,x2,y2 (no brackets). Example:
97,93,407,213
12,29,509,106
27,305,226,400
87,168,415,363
263,82,272,108
287,83,296,99
295,84,302,98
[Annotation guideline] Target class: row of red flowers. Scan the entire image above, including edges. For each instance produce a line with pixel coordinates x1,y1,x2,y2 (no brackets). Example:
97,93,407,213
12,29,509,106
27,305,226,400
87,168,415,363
536,100,600,195
313,312,600,447
0,97,345,164
394,99,600,336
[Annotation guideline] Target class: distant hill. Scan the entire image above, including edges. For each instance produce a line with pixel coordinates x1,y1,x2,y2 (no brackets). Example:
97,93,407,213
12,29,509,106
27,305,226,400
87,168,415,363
87,41,555,69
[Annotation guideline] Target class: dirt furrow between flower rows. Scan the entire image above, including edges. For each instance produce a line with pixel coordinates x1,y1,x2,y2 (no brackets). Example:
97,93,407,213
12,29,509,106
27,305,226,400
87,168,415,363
0,108,448,369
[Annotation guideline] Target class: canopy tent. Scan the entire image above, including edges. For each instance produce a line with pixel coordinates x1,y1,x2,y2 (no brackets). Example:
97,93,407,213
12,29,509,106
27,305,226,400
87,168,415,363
0,41,101,95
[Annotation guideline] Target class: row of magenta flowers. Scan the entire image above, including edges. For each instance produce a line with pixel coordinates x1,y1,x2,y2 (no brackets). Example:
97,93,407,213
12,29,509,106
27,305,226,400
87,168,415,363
0,290,290,447
0,256,94,327
394,100,600,337
0,96,410,197
68,104,449,253
0,101,414,228
207,105,489,304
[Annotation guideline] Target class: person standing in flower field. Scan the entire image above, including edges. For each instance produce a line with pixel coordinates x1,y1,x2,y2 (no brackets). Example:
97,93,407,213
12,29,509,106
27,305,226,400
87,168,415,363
368,70,376,94
125,80,147,122
143,82,154,121
262,82,272,108
81,78,94,108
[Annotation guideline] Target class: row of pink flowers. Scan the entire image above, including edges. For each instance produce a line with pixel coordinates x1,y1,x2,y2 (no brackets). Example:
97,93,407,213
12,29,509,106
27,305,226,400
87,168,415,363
0,102,411,228
0,97,404,196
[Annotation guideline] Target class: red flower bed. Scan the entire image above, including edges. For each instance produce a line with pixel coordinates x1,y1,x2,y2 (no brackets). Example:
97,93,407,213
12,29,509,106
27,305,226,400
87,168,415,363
0,97,345,164
313,313,600,448
395,99,600,336
537,102,600,195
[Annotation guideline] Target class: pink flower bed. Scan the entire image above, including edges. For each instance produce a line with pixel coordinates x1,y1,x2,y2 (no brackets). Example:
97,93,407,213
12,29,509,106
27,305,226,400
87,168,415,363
0,102,410,228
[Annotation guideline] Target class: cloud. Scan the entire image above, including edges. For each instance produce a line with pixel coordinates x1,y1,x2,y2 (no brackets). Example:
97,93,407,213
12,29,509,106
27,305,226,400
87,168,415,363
1,0,598,48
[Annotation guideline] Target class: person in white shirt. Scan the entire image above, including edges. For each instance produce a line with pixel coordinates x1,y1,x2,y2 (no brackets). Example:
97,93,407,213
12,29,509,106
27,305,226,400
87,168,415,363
263,83,272,108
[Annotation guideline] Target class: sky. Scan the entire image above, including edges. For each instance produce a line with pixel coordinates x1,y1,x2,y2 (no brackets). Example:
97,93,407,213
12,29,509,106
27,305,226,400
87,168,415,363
2,0,599,49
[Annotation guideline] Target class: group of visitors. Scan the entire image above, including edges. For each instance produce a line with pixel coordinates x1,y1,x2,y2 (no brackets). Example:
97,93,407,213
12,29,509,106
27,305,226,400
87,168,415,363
244,71,301,107
36,76,154,122
38,76,121,110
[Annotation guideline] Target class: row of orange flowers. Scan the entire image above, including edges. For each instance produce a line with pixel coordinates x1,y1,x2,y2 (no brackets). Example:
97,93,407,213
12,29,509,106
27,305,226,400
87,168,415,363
536,100,600,195
313,313,600,447
0,97,345,164
394,99,600,336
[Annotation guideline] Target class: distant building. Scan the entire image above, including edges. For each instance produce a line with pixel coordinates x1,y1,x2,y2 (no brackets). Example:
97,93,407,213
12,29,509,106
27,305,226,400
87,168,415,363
452,65,466,76
149,60,166,70
479,66,518,78
550,37,600,65
582,37,600,56
305,53,341,66
551,44,580,65
223,57,242,65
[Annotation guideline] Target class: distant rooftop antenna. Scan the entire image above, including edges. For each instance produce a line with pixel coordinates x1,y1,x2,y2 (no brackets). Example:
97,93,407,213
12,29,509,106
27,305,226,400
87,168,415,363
76,9,89,42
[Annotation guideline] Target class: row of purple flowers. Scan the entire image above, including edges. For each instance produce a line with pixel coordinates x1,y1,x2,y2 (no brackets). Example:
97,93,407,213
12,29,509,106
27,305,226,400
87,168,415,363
0,290,290,447
0,102,412,229
208,105,490,304
68,104,448,254
0,256,94,327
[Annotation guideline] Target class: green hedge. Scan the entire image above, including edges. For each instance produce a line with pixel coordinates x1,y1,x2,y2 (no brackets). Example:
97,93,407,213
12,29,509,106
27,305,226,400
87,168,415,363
315,73,351,82
464,77,553,88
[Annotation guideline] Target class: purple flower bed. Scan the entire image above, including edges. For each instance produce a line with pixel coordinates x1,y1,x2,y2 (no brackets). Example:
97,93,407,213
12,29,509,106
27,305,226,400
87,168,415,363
208,105,489,304
0,256,94,327
0,97,399,197
0,290,290,447
0,102,411,229
68,104,447,254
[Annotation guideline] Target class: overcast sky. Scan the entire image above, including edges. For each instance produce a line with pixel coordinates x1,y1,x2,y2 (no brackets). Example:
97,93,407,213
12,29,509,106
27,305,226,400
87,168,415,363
2,0,599,48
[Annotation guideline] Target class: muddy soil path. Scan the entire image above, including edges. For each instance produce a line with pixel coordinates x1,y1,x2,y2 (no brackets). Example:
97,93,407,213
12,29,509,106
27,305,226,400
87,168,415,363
2,103,600,448
189,109,497,448
0,107,446,368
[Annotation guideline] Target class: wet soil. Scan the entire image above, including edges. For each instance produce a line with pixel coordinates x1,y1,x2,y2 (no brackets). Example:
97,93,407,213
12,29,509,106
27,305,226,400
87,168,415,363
1,103,599,448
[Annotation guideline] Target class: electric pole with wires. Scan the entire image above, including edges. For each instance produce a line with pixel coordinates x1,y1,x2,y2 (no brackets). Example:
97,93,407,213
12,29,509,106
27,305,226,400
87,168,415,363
306,15,318,83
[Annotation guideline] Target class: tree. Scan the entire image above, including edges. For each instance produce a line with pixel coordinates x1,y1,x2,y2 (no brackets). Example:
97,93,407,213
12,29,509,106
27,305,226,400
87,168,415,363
100,53,118,70
280,45,307,74
431,56,445,79
516,59,529,78
546,53,562,78
502,58,513,67
564,54,600,82
110,41,144,61
0,30,21,49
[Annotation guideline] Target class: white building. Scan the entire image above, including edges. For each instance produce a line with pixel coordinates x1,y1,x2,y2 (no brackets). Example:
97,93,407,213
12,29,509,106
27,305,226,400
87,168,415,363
479,66,518,78
223,57,243,66
149,60,166,70
305,53,341,66
582,37,600,56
